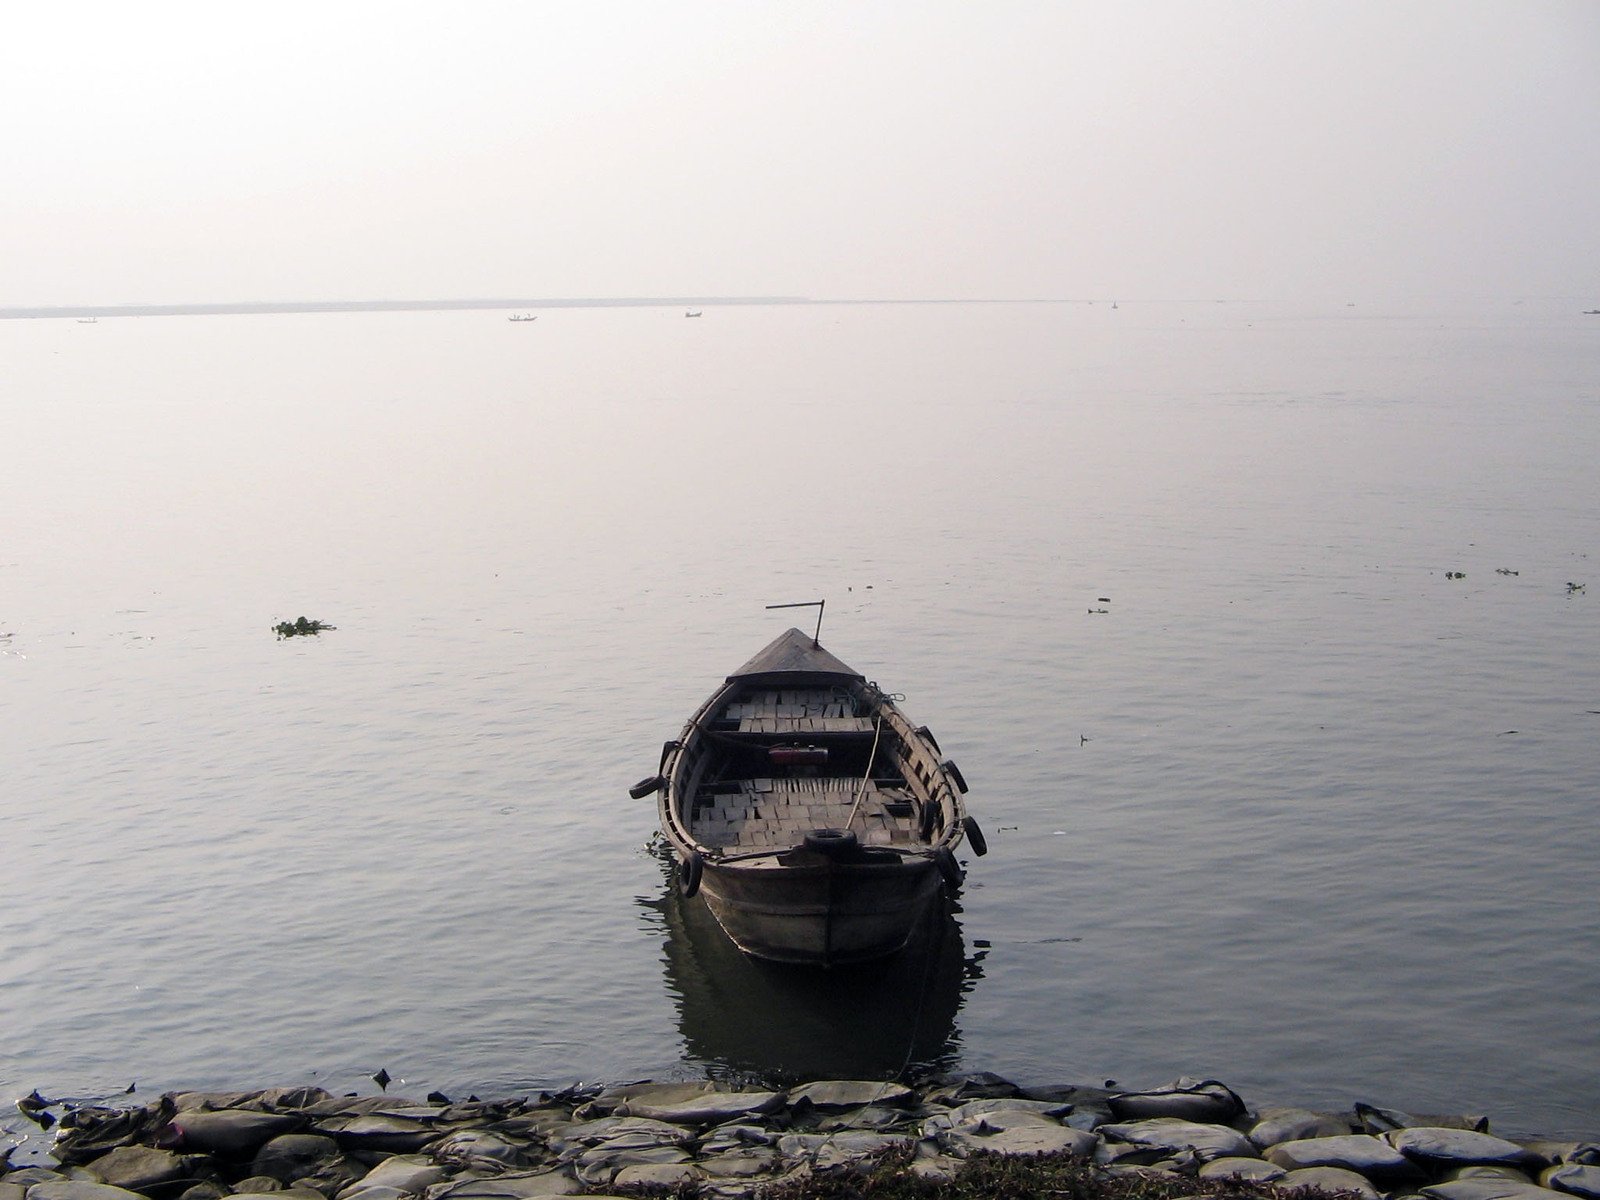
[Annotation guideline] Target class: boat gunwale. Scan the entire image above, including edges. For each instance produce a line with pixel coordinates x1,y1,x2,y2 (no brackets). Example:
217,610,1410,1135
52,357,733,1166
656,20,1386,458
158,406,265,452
656,665,967,866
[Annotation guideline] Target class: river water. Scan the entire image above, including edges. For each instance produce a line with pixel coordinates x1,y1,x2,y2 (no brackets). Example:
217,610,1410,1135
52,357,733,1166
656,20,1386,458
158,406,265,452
3,299,1596,1144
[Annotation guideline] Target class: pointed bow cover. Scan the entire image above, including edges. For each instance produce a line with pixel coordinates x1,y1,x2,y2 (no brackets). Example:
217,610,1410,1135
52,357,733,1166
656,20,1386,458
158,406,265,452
726,628,864,686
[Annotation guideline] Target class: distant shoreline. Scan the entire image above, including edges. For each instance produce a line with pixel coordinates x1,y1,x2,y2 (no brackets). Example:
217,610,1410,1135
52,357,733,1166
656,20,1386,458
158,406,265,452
0,297,813,320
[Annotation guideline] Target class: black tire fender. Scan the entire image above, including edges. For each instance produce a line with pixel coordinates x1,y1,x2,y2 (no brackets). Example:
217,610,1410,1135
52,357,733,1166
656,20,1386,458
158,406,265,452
963,815,988,857
629,775,665,799
933,846,964,889
678,850,704,898
942,759,968,794
803,828,859,857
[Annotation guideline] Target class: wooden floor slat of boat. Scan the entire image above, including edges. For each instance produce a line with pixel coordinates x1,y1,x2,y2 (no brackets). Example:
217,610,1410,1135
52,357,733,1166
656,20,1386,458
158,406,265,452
691,777,919,851
724,689,873,736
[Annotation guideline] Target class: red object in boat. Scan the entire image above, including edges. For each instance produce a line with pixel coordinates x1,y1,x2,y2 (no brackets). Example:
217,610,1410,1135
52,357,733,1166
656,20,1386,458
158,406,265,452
768,745,828,766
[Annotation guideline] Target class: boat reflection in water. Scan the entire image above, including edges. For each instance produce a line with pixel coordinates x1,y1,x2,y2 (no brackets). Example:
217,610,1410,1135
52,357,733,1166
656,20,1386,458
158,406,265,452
643,845,986,1081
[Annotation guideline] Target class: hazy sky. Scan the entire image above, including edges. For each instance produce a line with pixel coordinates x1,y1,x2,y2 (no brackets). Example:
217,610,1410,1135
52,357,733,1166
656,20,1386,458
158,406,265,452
5,1,1597,305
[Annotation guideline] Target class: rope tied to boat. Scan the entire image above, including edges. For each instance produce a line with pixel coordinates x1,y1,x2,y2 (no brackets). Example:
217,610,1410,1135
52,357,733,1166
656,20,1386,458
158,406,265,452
844,708,885,832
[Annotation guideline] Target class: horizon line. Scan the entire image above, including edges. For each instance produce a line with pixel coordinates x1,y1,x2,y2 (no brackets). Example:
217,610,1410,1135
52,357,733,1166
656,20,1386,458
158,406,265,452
4,294,1584,320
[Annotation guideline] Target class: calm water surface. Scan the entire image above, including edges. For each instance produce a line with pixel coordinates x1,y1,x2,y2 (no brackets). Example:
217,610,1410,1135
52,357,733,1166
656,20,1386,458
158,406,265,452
3,301,1597,1147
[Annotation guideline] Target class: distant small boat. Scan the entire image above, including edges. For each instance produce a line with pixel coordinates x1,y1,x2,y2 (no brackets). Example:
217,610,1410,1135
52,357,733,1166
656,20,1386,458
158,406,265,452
508,313,537,322
1584,309,1600,316
76,317,98,324
685,309,703,318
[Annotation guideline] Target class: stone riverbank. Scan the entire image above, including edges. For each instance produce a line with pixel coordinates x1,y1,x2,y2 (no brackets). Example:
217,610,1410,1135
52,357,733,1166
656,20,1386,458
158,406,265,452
6,1077,1597,1200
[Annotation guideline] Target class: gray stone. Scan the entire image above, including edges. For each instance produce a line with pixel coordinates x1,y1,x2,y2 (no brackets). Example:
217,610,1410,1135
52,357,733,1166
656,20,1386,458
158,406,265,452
612,1090,786,1126
695,1125,777,1155
1390,1128,1545,1170
775,1133,913,1171
1199,1157,1287,1183
428,1131,525,1172
544,1117,693,1161
1099,1118,1257,1162
573,1145,690,1187
1280,1166,1382,1198
1250,1108,1352,1149
337,1155,449,1197
1357,1104,1421,1134
921,1098,1080,1148
1267,1134,1425,1184
695,1151,778,1179
1521,1144,1585,1167
1451,1167,1543,1182
83,1147,191,1192
291,1160,368,1198
27,1182,147,1200
1422,1179,1568,1200
1107,1080,1244,1124
168,1112,305,1157
610,1164,698,1188
310,1118,443,1155
1545,1164,1600,1200
908,1156,962,1183
939,1098,1075,1122
233,1178,286,1193
480,1113,569,1143
581,1083,710,1113
176,1185,227,1200
787,1082,913,1110
940,1111,1097,1160
1359,1104,1491,1135
251,1135,342,1185
1095,1141,1167,1167
816,1107,917,1132
423,1172,578,1200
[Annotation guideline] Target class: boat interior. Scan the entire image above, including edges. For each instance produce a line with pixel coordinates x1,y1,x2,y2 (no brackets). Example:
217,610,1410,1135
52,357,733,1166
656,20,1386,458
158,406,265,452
679,685,947,857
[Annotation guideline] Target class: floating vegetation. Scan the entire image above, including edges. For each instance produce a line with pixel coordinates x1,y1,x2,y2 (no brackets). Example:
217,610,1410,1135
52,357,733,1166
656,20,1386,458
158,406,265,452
1567,582,1586,593
273,616,336,639
1445,571,1466,580
1496,568,1519,576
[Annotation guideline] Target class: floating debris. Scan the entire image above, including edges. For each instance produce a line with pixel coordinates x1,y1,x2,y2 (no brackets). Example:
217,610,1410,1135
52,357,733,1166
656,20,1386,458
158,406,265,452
1445,572,1466,580
273,616,336,639
1496,568,1519,576
1568,582,1586,593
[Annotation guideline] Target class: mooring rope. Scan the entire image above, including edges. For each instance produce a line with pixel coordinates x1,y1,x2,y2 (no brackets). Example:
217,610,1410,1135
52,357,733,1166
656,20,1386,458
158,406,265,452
844,709,885,831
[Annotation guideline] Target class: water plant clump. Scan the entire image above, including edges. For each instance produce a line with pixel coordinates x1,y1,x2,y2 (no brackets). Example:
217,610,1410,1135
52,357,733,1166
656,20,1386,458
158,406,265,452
273,616,336,639
751,1149,1342,1200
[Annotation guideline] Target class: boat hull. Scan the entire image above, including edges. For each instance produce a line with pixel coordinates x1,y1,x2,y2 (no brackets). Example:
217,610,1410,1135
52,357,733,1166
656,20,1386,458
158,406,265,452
699,855,944,966
649,627,977,968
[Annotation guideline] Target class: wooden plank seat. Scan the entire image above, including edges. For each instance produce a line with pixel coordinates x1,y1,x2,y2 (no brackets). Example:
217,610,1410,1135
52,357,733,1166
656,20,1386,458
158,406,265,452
691,776,920,850
723,689,874,735
736,715,876,734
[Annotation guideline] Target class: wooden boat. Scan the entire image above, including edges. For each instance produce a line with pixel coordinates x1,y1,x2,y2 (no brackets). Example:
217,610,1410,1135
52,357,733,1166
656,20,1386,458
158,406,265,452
650,841,975,1076
633,627,986,966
